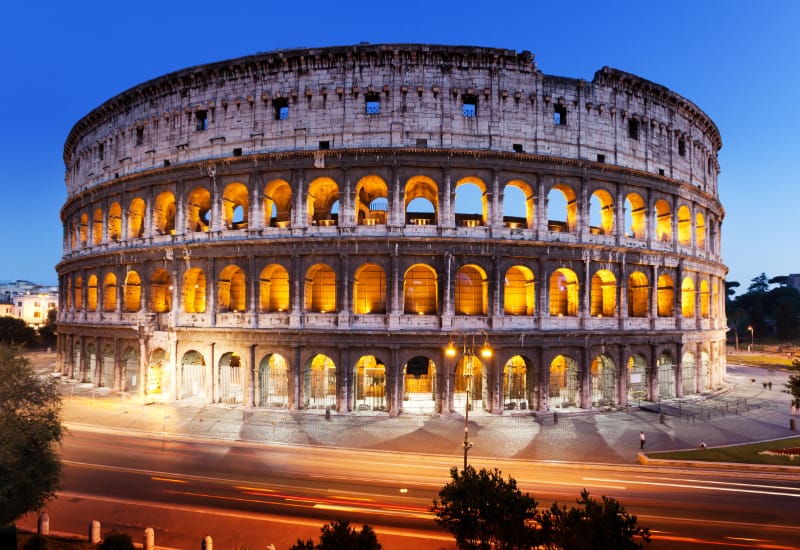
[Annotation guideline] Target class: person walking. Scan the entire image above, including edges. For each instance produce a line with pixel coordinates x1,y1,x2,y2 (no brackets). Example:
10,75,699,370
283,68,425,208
640,431,646,449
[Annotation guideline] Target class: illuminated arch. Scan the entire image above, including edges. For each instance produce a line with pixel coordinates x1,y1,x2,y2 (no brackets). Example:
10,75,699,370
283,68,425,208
79,213,89,247
654,199,671,242
504,265,535,316
222,182,249,230
454,353,486,409
304,264,336,313
259,264,290,313
186,186,211,232
627,271,649,317
696,212,706,249
353,355,386,411
589,189,614,235
353,263,386,314
258,353,289,407
218,351,244,404
150,269,172,313
403,356,437,413
677,205,692,245
87,274,98,312
455,264,487,315
146,348,168,397
454,177,488,227
657,274,674,317
503,355,529,410
127,197,145,239
355,175,389,226
263,179,292,227
624,193,646,239
627,354,648,401
102,273,117,312
681,277,696,318
153,191,176,235
547,183,577,233
549,355,578,408
183,268,206,313
699,279,710,318
403,264,438,315
92,208,103,245
657,352,675,399
682,351,697,395
591,354,617,406
218,265,246,312
108,202,122,241
404,175,438,225
180,350,206,400
503,179,534,229
123,271,141,312
308,177,339,226
549,268,579,317
590,270,617,317
304,354,336,409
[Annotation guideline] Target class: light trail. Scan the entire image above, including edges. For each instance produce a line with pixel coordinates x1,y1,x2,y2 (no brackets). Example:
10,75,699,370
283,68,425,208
583,476,800,498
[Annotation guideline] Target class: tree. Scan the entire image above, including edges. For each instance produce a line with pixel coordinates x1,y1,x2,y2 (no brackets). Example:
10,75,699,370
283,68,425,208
289,519,382,550
0,316,36,346
37,309,58,346
431,466,541,550
748,273,770,294
785,374,800,408
0,344,62,525
539,489,651,550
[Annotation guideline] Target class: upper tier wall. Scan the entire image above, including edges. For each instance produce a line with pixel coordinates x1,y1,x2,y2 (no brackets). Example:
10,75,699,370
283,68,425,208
63,44,721,200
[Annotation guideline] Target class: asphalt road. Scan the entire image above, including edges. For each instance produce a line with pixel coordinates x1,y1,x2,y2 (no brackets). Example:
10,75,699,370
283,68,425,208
18,428,800,549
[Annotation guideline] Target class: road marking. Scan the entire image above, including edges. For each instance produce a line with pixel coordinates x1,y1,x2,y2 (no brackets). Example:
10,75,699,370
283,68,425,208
583,476,800,498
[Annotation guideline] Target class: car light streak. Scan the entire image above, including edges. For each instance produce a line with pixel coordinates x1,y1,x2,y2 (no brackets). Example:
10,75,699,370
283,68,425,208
314,503,434,520
649,476,800,494
583,477,800,498
151,477,187,484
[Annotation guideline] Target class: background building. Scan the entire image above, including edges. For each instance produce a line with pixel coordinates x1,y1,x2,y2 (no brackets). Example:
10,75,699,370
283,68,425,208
56,44,726,414
0,280,58,328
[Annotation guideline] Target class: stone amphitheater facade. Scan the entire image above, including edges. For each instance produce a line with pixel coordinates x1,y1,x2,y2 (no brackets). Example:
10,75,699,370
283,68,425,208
57,44,726,415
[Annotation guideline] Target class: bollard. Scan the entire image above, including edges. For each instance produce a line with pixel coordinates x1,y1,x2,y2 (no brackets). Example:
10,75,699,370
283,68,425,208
38,512,49,535
202,535,213,549
553,412,558,425
791,418,796,431
325,406,331,420
144,527,155,550
266,545,276,550
89,520,101,544
659,413,665,424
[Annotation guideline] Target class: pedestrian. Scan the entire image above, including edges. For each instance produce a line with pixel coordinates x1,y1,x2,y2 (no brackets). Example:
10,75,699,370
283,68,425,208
640,431,646,449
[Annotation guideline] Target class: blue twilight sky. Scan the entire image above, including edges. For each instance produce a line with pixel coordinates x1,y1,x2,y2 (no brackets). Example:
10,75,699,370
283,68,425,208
1,0,797,292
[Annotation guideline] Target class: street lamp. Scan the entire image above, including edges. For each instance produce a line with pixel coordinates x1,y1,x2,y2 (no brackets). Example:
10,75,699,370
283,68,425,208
445,332,493,470
747,325,754,351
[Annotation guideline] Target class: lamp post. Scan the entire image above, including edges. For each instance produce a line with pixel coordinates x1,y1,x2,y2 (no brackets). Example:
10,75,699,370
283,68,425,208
747,325,754,352
445,332,493,470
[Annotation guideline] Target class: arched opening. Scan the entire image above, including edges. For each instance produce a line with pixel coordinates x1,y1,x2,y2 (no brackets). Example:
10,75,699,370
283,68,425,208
353,355,386,411
699,280,710,318
624,193,646,239
627,354,648,402
654,199,672,242
102,273,117,312
308,177,339,226
304,354,336,409
455,264,487,315
264,179,292,228
591,354,616,406
590,270,617,317
186,187,211,232
503,180,534,229
218,265,246,312
355,175,388,226
503,355,529,410
183,268,207,313
627,271,649,317
403,264,438,315
87,274,98,312
181,350,206,400
589,189,614,235
123,271,141,312
304,264,336,313
403,355,437,413
74,276,83,311
92,208,103,245
681,277,696,318
122,346,138,392
101,345,114,388
454,178,487,227
696,212,706,249
79,213,89,247
108,202,122,242
549,355,578,408
70,219,78,250
657,353,675,399
218,351,244,404
258,353,289,407
454,353,486,412
353,263,386,314
504,266,535,316
154,191,176,235
72,343,81,380
150,269,172,313
404,175,438,226
147,348,168,397
222,182,249,230
85,343,96,383
657,274,674,317
677,205,692,245
547,184,577,233
259,264,290,312
549,268,579,317
65,278,72,311
701,351,711,390
128,197,145,239
682,351,697,395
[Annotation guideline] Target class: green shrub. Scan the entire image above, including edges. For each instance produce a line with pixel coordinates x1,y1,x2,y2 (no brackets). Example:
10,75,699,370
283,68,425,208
98,531,134,550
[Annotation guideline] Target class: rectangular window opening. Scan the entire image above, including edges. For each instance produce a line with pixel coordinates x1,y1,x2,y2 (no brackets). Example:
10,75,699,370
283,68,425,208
365,91,380,115
597,154,605,163
319,140,330,150
678,139,686,157
195,110,208,131
135,127,144,145
462,94,478,117
163,160,170,167
233,148,242,157
416,138,428,148
658,168,665,176
98,143,105,161
628,119,639,140
274,98,289,121
513,143,524,153
554,105,567,125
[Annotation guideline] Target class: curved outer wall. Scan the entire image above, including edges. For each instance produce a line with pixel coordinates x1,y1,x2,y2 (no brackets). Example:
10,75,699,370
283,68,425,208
57,44,726,415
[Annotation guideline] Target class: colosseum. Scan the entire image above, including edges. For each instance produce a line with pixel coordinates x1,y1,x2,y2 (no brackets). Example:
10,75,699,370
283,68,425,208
56,44,726,416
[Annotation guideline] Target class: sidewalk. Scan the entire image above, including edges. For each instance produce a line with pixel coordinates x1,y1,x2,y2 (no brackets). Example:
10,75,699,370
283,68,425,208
54,362,797,465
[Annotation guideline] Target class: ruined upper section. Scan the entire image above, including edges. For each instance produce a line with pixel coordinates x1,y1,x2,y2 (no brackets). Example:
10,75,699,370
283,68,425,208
63,43,722,199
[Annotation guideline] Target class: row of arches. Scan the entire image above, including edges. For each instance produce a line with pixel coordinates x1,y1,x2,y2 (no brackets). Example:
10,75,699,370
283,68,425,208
62,262,720,320
62,338,719,413
65,173,719,254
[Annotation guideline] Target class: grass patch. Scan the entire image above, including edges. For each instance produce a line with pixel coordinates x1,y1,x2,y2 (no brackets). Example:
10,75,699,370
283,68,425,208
727,353,796,369
648,436,800,466
17,532,95,549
